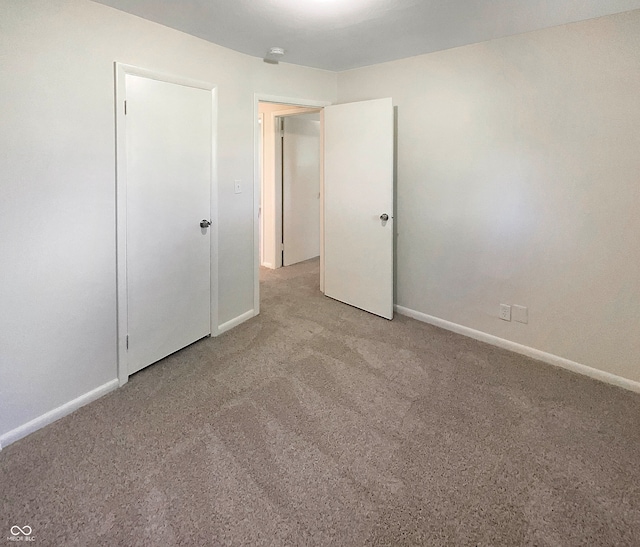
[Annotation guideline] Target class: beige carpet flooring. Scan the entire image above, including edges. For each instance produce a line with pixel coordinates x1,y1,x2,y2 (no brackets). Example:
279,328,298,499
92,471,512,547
2,258,640,546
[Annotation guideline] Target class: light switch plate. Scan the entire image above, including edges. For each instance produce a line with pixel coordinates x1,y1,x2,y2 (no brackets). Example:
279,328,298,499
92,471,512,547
499,304,511,321
234,180,242,194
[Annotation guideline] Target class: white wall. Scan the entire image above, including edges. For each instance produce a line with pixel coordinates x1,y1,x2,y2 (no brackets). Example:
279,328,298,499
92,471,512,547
0,0,336,443
337,10,640,383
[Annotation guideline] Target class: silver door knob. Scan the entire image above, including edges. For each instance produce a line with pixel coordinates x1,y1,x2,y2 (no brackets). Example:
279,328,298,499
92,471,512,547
200,220,211,228
380,213,389,221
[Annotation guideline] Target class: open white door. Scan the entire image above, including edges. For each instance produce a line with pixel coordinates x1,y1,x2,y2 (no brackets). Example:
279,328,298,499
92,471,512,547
282,115,321,267
324,98,394,319
125,74,212,375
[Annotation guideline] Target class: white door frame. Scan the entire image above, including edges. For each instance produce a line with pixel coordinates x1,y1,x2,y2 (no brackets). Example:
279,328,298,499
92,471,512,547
253,94,330,315
115,63,219,386
258,112,265,267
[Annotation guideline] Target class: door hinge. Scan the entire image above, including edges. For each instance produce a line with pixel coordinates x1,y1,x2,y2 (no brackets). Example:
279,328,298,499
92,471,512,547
124,100,127,115
281,243,285,251
126,335,129,349
280,118,284,137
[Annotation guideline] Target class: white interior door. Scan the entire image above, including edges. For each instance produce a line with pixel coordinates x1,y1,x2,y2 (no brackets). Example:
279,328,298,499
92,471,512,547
282,114,321,266
125,74,212,375
324,98,394,319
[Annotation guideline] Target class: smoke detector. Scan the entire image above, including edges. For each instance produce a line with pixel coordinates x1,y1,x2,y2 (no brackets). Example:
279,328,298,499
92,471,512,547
264,46,286,64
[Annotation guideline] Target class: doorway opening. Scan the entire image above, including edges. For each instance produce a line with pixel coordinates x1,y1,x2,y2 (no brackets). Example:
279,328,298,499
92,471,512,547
257,101,325,309
253,95,395,321
259,102,322,270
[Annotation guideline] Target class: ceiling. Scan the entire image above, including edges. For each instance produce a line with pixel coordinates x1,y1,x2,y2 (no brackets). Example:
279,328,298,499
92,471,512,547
92,0,640,71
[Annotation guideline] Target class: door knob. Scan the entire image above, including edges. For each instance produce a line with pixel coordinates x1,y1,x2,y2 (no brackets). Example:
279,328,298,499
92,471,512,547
380,213,389,221
200,220,211,228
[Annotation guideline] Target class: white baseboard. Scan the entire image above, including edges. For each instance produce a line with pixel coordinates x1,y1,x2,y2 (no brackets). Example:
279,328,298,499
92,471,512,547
0,379,119,450
1,308,259,449
215,309,256,336
261,262,274,269
395,305,640,394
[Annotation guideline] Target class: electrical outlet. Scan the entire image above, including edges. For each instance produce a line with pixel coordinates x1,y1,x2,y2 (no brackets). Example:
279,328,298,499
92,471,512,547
499,304,511,321
513,305,528,324
234,180,242,194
